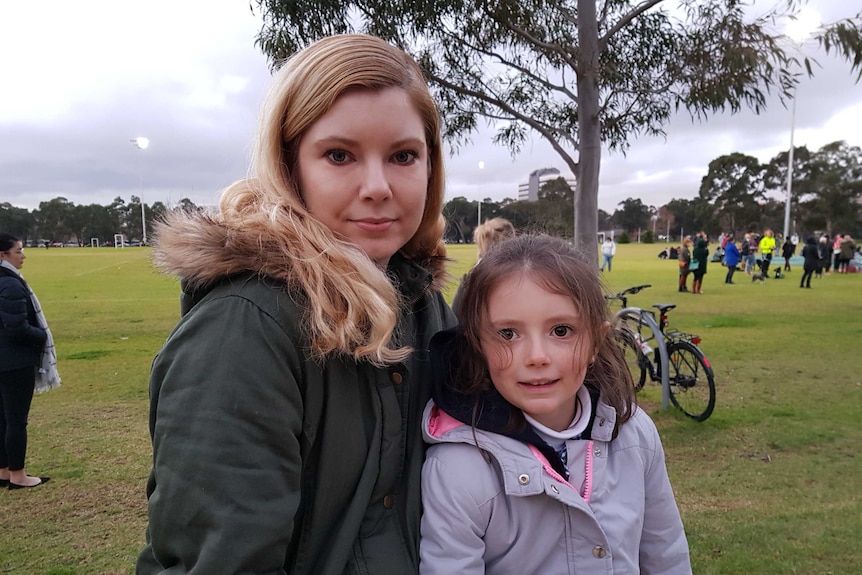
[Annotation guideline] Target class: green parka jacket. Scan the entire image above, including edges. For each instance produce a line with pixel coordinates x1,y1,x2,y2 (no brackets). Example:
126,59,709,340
136,216,454,575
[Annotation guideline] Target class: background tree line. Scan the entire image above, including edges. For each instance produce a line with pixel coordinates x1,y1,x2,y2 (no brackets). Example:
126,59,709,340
443,139,862,243
0,196,203,246
5,138,859,246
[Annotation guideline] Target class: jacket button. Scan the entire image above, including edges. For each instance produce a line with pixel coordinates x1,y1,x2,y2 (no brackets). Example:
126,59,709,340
391,372,403,385
383,495,395,509
592,546,607,558
594,447,602,457
518,474,530,485
599,417,606,426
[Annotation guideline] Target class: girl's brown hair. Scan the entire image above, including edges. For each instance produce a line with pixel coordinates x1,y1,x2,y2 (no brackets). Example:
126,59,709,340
454,235,635,430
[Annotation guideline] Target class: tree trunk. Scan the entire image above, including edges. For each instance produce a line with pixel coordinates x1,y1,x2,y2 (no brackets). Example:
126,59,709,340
576,0,601,264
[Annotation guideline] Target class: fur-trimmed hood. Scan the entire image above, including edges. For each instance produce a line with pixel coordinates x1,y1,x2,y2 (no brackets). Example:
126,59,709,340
150,210,449,292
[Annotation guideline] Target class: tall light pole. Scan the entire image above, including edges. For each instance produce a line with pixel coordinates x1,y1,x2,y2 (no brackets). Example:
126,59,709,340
477,161,485,228
130,137,150,244
782,8,820,242
783,95,796,243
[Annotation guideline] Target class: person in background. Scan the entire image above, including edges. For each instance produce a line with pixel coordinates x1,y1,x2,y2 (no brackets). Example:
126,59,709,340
758,229,776,275
781,237,795,271
818,234,831,276
600,235,616,272
832,234,843,273
800,237,820,288
838,234,856,273
739,233,752,275
0,232,59,490
691,232,709,294
678,236,693,292
419,235,691,575
474,217,515,262
723,234,740,284
136,34,456,575
747,232,760,274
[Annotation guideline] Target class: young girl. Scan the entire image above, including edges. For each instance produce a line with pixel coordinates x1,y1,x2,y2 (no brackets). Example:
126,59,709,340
420,235,691,574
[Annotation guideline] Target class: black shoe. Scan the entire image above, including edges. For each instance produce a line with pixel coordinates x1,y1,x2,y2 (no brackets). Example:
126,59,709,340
0,478,8,487
8,477,50,490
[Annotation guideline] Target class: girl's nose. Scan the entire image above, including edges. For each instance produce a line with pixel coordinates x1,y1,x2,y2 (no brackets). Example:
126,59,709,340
524,338,550,366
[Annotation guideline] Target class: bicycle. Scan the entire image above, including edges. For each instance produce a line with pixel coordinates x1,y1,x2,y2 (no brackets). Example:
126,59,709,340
605,284,716,421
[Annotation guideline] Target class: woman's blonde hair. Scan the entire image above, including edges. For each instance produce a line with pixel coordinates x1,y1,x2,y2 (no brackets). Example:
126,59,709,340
216,34,447,365
474,218,515,258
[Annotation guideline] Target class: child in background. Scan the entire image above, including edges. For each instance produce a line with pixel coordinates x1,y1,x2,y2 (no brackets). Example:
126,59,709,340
474,217,515,262
724,234,740,284
420,235,691,575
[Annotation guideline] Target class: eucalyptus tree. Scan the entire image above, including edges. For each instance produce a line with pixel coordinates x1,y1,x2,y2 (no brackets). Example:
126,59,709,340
252,0,862,258
698,152,767,233
613,197,651,235
0,203,34,240
793,141,862,235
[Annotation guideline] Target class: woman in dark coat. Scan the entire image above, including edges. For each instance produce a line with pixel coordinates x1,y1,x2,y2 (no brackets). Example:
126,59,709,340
0,233,51,489
800,236,819,288
690,232,709,294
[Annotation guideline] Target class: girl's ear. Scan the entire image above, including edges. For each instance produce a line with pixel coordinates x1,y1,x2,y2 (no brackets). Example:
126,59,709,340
600,321,611,337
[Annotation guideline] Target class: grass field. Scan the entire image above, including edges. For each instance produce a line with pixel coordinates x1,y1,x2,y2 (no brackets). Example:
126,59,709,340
1,242,860,574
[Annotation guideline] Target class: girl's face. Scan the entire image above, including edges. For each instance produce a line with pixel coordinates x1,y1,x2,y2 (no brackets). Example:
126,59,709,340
479,274,595,432
296,87,429,267
0,241,25,269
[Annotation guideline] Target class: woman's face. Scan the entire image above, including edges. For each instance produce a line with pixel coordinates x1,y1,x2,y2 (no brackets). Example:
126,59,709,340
296,87,429,267
0,241,25,269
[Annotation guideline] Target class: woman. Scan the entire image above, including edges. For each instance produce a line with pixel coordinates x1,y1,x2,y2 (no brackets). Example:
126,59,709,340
838,235,856,273
691,232,709,294
678,236,692,292
781,237,795,271
800,236,819,288
759,229,776,275
0,233,56,490
136,35,456,574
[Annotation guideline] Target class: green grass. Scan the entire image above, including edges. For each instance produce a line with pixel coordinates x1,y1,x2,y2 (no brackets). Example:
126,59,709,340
1,242,860,574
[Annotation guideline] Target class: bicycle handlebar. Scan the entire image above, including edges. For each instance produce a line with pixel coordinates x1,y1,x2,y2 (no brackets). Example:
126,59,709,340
606,284,652,300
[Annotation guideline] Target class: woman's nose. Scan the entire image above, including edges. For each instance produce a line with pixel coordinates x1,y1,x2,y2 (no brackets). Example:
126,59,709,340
358,162,393,202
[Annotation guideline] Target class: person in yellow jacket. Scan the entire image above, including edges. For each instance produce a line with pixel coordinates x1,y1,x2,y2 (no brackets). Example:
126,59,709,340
758,229,777,275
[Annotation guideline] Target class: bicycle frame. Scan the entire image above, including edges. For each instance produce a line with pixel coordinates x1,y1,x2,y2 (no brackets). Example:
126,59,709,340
617,306,671,410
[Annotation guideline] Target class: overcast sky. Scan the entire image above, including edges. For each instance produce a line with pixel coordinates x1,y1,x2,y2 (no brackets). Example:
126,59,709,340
1,0,860,214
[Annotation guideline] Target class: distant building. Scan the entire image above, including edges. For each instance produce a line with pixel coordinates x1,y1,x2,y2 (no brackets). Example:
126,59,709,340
517,167,577,201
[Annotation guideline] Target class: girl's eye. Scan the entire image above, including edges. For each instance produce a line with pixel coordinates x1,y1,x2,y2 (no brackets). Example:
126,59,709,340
392,150,418,164
326,150,350,164
552,325,573,337
498,328,516,341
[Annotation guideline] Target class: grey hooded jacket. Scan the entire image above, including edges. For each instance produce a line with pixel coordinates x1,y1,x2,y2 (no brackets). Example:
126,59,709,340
419,400,692,575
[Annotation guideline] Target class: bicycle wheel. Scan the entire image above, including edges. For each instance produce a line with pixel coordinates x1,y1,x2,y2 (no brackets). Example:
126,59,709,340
666,340,716,421
616,324,649,392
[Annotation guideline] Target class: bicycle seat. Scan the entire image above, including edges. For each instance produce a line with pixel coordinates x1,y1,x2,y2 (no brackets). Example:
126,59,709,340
652,303,677,313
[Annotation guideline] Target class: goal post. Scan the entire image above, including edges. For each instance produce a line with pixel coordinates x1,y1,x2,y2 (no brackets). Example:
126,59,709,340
114,234,124,248
91,238,99,248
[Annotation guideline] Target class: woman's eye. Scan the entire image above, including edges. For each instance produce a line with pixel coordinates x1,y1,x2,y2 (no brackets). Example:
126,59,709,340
552,325,573,337
392,150,417,164
326,150,350,164
498,328,516,341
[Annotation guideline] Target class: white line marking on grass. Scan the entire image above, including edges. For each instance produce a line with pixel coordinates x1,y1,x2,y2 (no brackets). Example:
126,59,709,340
75,260,137,276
